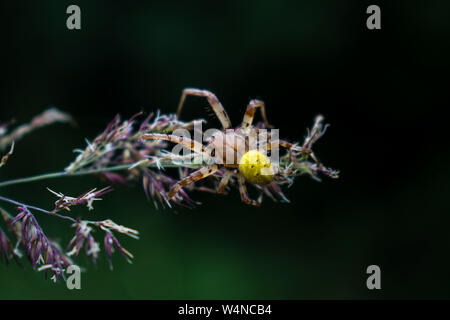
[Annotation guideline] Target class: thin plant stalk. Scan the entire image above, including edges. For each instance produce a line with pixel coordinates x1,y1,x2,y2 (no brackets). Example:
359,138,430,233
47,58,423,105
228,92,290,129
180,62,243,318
0,160,200,189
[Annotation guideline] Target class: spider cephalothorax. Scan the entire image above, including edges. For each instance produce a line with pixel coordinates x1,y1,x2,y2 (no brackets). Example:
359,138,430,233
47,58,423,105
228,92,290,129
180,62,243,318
142,88,323,206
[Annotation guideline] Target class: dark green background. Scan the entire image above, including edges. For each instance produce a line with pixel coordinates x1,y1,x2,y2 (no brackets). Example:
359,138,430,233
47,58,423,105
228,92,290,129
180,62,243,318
0,0,449,299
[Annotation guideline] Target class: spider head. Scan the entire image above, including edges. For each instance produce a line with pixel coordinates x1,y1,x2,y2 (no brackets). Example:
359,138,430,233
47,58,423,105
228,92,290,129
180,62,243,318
238,150,274,185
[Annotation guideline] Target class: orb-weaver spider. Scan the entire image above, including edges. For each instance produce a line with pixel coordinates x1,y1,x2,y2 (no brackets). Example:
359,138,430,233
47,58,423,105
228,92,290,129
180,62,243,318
142,88,313,206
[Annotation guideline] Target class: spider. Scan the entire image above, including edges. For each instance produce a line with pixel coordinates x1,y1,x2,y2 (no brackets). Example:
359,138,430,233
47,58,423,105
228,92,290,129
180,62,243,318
142,88,310,206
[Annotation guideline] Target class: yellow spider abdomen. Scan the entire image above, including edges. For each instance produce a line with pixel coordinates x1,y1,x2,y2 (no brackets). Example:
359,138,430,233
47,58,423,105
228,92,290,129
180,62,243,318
238,150,274,185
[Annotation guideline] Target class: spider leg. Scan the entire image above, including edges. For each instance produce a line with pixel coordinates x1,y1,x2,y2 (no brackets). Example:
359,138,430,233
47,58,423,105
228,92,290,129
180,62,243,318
237,173,261,206
241,99,273,135
177,88,232,130
261,138,294,151
142,133,209,158
217,169,233,194
258,137,296,159
168,164,219,199
261,138,323,168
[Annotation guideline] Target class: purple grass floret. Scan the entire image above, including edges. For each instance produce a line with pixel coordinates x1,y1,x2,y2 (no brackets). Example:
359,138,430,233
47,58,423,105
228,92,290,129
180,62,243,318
0,189,138,281
0,225,15,265
10,206,73,281
65,112,203,208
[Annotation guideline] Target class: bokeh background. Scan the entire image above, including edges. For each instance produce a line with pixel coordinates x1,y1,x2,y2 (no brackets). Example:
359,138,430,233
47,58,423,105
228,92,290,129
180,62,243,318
0,0,449,299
